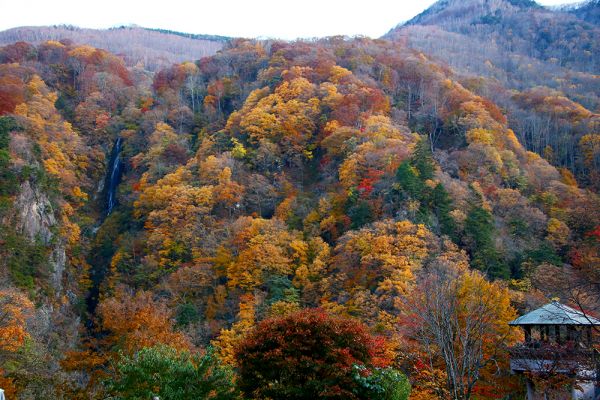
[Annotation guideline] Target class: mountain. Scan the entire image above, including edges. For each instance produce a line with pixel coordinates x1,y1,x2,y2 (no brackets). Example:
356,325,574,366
0,25,228,70
1,4,600,398
385,0,600,188
387,0,598,74
568,0,600,24
1,34,599,398
404,0,541,27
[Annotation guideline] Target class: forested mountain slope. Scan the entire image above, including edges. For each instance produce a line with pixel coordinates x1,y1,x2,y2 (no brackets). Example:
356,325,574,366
566,0,600,24
386,0,600,190
0,26,598,400
0,25,227,71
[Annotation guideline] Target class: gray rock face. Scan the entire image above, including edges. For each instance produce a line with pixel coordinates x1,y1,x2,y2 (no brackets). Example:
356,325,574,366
14,180,66,293
15,180,56,242
49,246,66,293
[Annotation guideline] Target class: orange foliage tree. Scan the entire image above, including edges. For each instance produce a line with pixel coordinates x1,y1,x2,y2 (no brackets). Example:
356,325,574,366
0,289,34,397
96,287,190,355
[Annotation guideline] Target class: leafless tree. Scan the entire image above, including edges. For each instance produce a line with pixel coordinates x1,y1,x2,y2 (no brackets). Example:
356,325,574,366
400,262,509,400
0,26,224,71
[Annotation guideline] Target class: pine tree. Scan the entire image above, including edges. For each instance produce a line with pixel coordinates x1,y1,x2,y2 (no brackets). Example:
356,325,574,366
396,161,422,199
431,183,456,238
0,117,17,202
411,135,435,181
464,205,509,280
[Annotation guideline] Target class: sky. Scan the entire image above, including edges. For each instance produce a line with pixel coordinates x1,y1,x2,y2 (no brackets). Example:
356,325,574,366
0,0,585,40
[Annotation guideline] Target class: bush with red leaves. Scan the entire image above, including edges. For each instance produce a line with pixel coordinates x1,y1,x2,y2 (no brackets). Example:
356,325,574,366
234,309,390,400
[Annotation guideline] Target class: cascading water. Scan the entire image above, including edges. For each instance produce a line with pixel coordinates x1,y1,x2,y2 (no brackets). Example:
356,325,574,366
106,137,122,215
85,136,124,327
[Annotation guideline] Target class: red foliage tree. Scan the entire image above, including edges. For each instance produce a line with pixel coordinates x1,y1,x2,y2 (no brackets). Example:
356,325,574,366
234,309,390,400
0,64,27,115
0,42,35,64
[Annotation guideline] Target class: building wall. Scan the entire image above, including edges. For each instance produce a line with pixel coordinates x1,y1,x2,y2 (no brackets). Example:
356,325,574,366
572,381,597,400
525,378,598,400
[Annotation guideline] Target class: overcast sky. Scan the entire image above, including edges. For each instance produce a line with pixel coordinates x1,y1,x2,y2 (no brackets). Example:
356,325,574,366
0,0,585,39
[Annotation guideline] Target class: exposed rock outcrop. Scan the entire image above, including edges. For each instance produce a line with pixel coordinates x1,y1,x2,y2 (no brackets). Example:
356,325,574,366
14,180,66,293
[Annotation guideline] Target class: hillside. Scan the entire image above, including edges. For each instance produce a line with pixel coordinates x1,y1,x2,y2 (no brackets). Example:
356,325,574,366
404,0,541,27
566,0,600,24
386,0,600,189
0,33,598,398
0,25,227,71
388,0,599,82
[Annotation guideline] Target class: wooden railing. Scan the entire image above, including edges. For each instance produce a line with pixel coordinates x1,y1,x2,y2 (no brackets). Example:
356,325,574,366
509,343,597,377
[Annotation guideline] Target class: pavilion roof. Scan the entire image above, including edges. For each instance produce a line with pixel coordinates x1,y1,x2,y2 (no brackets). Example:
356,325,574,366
509,301,600,326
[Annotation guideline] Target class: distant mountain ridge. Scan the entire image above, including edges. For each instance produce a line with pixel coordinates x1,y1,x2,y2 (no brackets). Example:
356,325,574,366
386,0,599,81
385,0,599,187
0,25,229,70
398,0,598,29
140,27,230,42
566,0,600,24
403,0,541,27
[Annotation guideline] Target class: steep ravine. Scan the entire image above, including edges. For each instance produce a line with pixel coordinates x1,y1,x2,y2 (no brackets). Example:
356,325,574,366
85,136,124,325
106,137,122,216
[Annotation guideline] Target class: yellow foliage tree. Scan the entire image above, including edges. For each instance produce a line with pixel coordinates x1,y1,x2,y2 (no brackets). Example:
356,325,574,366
333,219,435,295
546,217,570,249
134,167,214,267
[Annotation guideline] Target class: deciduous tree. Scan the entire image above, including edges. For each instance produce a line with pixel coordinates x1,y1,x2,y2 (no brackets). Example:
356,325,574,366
235,309,392,400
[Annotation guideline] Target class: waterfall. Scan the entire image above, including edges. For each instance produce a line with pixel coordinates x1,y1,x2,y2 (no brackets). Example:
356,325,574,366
85,136,124,328
106,137,122,215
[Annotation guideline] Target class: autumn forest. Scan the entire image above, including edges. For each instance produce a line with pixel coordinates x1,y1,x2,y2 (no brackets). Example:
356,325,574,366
0,0,599,399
